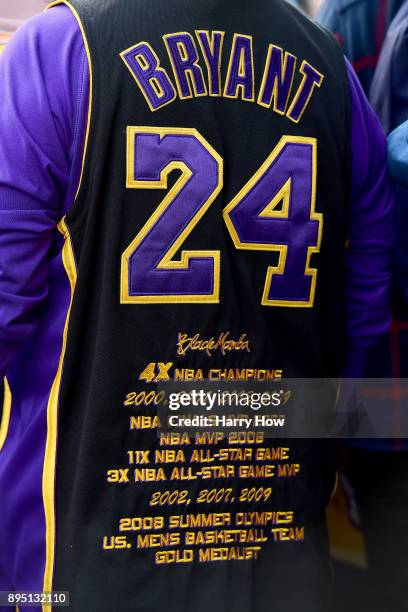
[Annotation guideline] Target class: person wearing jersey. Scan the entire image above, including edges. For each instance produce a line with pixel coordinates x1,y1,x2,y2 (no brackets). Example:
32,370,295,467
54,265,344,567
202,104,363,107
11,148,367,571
0,1,393,611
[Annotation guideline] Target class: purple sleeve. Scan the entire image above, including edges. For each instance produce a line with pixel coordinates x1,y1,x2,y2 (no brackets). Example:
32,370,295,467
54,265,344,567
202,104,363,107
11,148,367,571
344,59,394,376
0,5,87,377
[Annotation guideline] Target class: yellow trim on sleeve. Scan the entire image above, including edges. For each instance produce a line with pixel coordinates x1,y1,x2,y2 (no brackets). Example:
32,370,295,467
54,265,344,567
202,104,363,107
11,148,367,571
41,217,77,609
0,378,12,452
46,0,93,201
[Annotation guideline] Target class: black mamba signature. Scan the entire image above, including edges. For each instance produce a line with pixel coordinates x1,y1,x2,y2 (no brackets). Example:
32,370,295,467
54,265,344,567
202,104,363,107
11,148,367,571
177,332,251,358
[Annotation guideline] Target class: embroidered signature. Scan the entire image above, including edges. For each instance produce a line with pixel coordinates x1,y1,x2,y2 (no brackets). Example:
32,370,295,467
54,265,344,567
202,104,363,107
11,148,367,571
177,332,251,357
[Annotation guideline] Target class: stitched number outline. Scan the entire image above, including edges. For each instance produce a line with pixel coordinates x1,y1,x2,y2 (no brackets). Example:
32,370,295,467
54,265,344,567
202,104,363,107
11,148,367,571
122,129,322,307
223,136,321,307
121,127,223,303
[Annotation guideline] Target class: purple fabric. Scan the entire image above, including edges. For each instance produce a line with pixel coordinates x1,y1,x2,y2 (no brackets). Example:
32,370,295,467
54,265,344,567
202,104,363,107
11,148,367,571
287,63,323,123
121,42,177,111
345,58,394,375
196,31,224,96
164,33,207,98
229,140,320,304
129,131,220,298
0,240,70,606
224,35,254,100
0,5,86,606
0,5,87,377
258,46,296,112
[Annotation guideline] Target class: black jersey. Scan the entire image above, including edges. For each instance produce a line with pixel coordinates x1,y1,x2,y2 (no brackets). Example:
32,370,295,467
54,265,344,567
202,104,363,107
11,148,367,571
22,0,350,609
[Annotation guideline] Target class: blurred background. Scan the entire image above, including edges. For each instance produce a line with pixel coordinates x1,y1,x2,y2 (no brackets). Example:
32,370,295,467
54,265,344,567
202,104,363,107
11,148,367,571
0,0,47,31
0,0,47,47
0,0,322,33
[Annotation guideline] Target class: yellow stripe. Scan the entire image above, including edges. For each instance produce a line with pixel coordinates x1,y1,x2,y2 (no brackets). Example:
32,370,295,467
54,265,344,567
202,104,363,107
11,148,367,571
0,378,12,452
42,218,77,609
46,0,93,200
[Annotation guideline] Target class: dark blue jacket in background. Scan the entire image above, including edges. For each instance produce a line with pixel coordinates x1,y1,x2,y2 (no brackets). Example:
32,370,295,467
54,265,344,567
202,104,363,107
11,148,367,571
317,0,405,95
371,0,408,132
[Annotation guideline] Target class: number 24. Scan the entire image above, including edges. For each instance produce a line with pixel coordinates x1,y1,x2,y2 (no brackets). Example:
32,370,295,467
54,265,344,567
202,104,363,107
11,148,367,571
121,127,322,307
